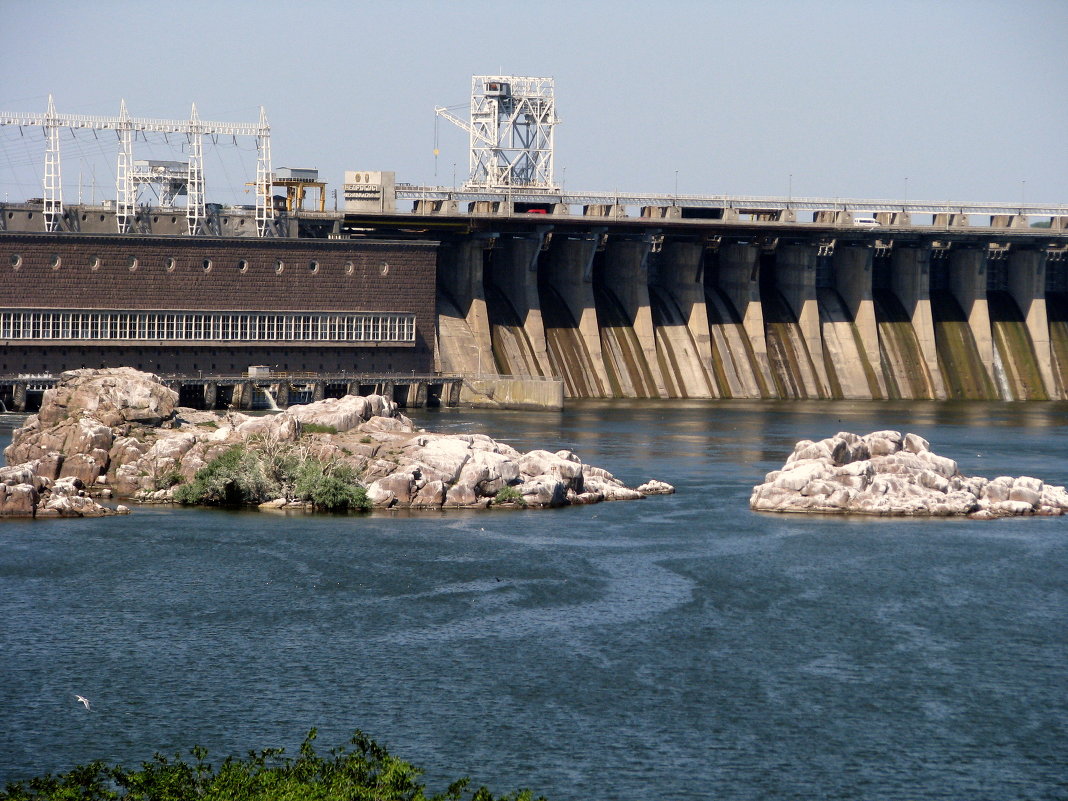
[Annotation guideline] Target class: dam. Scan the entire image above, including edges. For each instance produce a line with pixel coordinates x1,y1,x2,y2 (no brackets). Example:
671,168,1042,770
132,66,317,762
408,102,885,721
425,207,1068,401
3,78,1068,403
3,208,1067,403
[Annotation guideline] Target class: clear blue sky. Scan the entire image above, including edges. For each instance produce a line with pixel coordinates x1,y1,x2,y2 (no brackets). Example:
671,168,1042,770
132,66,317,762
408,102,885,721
2,0,1065,206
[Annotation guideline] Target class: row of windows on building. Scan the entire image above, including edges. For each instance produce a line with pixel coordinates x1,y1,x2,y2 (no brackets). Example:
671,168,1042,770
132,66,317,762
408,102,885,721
8,253,391,276
0,310,416,343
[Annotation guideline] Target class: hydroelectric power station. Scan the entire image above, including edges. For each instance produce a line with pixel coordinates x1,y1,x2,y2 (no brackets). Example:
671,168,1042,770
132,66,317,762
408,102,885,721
3,76,1068,409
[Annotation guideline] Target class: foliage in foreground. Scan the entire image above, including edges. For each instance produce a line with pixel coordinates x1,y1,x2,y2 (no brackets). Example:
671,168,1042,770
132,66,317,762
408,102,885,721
173,444,371,512
0,729,549,801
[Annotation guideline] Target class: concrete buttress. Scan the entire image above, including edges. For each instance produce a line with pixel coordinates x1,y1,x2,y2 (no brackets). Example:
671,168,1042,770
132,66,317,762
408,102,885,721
832,244,886,397
714,243,774,394
948,247,994,375
890,247,946,399
601,238,668,396
488,233,553,377
437,238,496,375
1007,248,1055,396
542,234,610,395
775,244,831,396
652,240,716,397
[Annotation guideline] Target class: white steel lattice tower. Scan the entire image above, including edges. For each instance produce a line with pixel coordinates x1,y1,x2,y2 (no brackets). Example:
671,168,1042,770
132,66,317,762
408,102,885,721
115,99,134,234
186,103,205,235
255,106,273,237
437,76,559,191
42,95,63,232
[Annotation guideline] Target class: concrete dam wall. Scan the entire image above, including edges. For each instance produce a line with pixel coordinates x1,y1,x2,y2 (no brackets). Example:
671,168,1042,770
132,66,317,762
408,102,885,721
437,233,1068,401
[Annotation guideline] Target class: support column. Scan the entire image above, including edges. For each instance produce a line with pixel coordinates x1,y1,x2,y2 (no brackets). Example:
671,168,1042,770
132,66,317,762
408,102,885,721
542,234,610,395
833,244,886,397
654,240,716,397
775,243,831,396
438,238,496,376
203,382,217,410
312,381,325,402
715,242,772,389
948,247,993,372
489,232,553,376
890,247,946,398
1007,248,1055,396
274,382,290,408
13,383,27,413
602,237,668,396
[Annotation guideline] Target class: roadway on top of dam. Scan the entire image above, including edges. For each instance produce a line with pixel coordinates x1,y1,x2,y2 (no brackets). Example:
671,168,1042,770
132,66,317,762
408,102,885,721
341,193,1068,248
394,185,1068,217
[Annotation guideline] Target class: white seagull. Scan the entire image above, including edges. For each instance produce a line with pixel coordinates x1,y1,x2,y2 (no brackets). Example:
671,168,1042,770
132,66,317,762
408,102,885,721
75,695,91,710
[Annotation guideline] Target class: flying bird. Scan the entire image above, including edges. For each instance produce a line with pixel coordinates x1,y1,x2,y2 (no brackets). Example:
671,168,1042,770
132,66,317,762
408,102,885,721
75,695,91,710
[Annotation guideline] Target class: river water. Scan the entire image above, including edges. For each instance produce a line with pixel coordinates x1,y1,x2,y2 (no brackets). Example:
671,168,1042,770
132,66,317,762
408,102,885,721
1,401,1066,800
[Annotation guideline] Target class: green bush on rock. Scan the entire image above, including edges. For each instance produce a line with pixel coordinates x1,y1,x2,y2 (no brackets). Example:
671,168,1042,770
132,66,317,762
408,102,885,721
294,461,371,512
493,486,526,506
0,729,550,801
173,446,275,507
172,445,371,512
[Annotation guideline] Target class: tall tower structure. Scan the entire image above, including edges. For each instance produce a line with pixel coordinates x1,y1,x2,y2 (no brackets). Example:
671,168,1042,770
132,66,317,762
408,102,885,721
436,75,559,191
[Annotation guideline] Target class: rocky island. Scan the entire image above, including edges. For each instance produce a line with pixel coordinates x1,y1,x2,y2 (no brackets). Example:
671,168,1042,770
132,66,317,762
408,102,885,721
1,368,672,518
751,430,1068,519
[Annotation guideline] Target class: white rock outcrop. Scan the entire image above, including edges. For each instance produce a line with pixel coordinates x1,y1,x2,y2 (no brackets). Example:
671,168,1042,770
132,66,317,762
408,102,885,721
751,431,1068,518
4,368,676,515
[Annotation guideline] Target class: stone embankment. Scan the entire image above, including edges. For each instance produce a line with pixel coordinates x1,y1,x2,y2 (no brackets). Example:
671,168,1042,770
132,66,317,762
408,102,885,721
751,430,1068,518
2,368,673,518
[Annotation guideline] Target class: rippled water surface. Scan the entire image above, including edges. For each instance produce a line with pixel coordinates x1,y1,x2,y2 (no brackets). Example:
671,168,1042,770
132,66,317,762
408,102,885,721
1,401,1067,800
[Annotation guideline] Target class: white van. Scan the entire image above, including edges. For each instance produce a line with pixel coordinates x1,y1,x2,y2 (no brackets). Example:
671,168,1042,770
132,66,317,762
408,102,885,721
853,216,879,226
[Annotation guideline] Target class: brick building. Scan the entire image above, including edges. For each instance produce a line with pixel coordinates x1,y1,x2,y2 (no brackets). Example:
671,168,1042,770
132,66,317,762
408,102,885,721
0,233,438,376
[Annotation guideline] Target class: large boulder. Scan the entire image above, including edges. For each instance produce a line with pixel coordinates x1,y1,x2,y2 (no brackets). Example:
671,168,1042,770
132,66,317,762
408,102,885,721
36,367,177,428
752,431,1068,518
285,395,401,433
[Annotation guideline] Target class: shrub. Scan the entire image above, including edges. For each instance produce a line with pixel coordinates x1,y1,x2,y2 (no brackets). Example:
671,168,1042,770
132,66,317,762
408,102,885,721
0,728,551,800
302,423,338,435
173,446,276,507
294,461,370,513
153,469,183,491
493,486,526,506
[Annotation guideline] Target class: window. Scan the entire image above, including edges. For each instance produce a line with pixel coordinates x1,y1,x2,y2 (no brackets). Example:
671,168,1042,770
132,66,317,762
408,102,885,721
1,310,415,343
